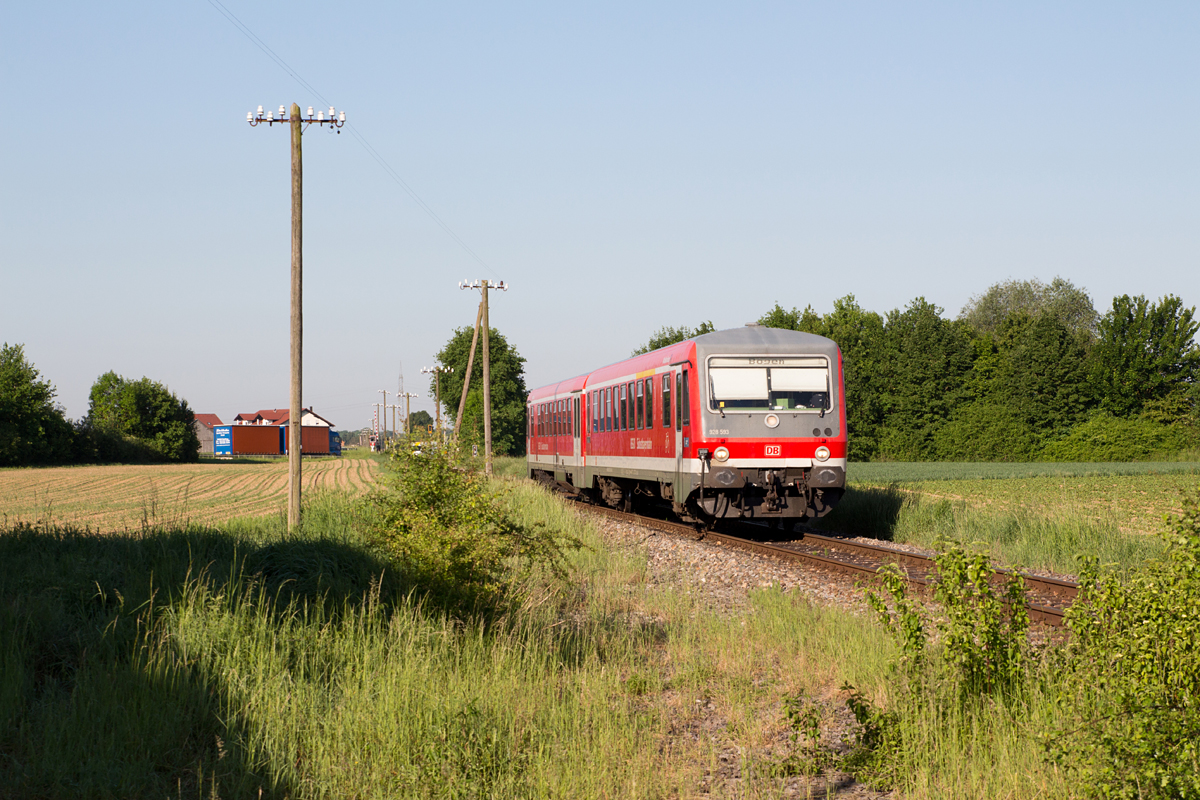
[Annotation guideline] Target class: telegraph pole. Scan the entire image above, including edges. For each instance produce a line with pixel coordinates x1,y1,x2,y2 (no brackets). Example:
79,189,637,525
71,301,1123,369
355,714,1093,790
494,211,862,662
421,365,454,443
400,392,418,437
378,389,388,447
459,280,508,474
248,103,344,532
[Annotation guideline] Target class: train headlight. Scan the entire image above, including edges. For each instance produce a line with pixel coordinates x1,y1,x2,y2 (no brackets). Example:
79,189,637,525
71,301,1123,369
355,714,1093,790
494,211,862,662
764,413,780,428
713,446,729,462
815,446,830,462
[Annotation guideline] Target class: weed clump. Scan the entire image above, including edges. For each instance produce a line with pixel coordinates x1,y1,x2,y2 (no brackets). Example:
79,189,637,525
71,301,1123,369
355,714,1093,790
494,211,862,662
367,446,582,612
1045,486,1200,799
839,544,1032,787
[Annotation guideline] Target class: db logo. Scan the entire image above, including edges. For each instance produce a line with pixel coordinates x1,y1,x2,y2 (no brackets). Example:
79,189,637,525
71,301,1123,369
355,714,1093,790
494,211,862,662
764,445,781,457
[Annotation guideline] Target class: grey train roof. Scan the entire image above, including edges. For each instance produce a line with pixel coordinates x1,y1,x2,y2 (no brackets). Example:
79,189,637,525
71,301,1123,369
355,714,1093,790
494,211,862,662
690,326,839,357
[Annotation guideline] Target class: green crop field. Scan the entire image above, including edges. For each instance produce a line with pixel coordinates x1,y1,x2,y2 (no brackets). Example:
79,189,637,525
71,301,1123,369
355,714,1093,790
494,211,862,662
846,462,1200,536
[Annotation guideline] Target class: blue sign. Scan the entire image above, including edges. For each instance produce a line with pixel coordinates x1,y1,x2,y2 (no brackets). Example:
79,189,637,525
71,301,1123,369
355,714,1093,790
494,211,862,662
213,426,233,455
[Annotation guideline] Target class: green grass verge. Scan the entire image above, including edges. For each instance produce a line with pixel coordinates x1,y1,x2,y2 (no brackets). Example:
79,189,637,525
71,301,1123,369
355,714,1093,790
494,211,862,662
848,460,1200,483
1,470,1090,799
816,484,1166,576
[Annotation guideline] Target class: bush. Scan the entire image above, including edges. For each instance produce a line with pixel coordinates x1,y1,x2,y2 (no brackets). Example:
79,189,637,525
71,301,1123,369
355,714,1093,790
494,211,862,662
842,546,1031,786
931,402,1043,462
85,371,200,462
1040,412,1186,462
367,446,581,611
1046,486,1200,799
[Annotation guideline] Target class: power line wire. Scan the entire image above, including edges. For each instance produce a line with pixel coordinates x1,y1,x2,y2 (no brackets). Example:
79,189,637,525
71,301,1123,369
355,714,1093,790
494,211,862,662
206,0,495,275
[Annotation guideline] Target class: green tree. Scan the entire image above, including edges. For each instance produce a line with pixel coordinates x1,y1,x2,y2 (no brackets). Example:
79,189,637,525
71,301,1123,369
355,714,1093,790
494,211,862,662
992,313,1094,437
434,327,528,455
756,304,824,334
821,296,887,460
1090,294,1200,418
959,276,1099,340
0,343,74,466
877,298,975,460
631,321,716,356
83,372,199,462
406,410,433,432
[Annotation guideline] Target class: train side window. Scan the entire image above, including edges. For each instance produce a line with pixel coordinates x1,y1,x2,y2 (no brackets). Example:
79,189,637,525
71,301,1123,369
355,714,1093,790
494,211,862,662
568,399,573,436
557,400,563,435
615,385,623,431
663,376,672,428
627,382,635,430
635,381,644,429
604,388,610,432
574,397,579,436
537,404,542,437
644,377,654,429
681,369,691,427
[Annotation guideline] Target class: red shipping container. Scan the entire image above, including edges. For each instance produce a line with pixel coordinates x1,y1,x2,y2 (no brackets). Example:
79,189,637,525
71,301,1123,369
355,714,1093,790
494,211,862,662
281,426,331,455
230,425,282,455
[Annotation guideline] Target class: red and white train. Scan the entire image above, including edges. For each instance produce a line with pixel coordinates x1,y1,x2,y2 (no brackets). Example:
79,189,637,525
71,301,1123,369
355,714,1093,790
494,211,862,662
527,325,847,525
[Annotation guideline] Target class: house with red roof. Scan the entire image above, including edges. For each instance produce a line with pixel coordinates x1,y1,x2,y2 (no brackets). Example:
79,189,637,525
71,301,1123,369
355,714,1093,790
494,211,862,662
193,414,224,455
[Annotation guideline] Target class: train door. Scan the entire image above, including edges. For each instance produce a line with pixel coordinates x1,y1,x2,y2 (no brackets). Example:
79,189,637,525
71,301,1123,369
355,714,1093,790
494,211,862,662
572,392,581,469
673,368,683,500
553,398,562,470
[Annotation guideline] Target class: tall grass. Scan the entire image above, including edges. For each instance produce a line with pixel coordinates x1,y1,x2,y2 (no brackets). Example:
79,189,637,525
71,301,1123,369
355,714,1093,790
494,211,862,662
849,460,1200,483
2,472,1096,799
816,484,1164,574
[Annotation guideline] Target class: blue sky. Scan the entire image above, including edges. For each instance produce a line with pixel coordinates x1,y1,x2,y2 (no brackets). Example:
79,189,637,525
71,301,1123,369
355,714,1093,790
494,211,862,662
3,2,1197,429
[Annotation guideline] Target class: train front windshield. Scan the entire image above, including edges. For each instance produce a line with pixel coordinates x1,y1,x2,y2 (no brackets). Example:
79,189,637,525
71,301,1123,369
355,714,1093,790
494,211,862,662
707,357,830,412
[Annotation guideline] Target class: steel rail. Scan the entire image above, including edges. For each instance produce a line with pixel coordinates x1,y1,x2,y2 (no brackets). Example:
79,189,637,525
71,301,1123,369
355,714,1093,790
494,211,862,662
732,521,1080,603
576,503,1071,627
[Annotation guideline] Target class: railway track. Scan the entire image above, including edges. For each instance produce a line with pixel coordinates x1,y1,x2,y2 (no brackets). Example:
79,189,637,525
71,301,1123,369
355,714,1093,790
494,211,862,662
577,503,1077,626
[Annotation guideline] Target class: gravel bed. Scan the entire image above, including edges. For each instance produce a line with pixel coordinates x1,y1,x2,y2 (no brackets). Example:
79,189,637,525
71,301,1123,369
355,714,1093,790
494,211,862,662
593,517,876,616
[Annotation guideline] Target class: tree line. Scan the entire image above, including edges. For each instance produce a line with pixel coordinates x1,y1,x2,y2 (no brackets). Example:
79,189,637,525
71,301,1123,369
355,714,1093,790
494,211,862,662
639,278,1200,462
0,343,199,467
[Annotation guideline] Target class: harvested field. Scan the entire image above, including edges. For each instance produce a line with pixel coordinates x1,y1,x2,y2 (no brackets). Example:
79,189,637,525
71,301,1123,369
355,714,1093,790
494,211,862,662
0,457,378,532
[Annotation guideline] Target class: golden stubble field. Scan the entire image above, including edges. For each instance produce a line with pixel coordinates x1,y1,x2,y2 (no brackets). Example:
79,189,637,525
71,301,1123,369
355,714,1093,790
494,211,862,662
0,456,378,532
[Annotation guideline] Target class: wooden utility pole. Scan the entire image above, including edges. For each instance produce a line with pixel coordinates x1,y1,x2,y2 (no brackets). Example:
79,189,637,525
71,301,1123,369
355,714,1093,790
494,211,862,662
378,389,388,447
288,103,303,531
454,299,484,434
458,280,507,474
481,281,492,475
421,366,453,442
248,102,344,533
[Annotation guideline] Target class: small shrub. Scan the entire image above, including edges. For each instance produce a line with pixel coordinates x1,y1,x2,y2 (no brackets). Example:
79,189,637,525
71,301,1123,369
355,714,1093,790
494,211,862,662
774,693,833,777
367,446,581,611
1045,485,1200,799
843,547,1032,787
